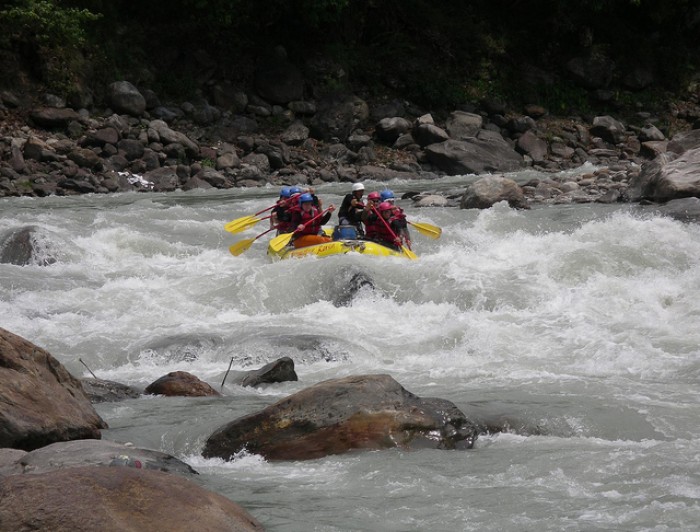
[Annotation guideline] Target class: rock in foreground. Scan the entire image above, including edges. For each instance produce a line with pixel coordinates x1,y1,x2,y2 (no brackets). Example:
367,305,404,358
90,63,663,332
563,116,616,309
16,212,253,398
0,466,263,531
0,328,107,451
203,374,477,461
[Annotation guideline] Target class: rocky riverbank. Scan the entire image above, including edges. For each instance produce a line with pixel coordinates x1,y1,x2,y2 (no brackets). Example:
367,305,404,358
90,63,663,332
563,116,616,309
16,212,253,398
1,77,700,208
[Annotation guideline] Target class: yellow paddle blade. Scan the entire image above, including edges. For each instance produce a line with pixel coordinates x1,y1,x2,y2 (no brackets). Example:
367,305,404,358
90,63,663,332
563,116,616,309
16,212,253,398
224,215,259,234
402,246,418,260
269,232,294,253
228,238,255,256
409,221,442,239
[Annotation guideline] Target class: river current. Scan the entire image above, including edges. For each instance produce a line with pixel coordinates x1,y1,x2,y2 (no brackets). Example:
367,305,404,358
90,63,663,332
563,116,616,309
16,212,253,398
1,171,699,531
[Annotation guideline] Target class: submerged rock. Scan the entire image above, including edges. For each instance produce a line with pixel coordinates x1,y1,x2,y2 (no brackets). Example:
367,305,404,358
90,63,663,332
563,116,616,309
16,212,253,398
0,226,56,266
203,373,478,461
80,378,141,403
9,439,197,477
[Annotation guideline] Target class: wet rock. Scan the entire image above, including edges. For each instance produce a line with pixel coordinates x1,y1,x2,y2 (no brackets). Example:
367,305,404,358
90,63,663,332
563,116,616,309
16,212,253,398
235,357,298,387
0,328,107,451
0,466,263,531
145,371,221,397
460,175,529,210
652,197,700,223
80,378,141,403
0,226,55,266
203,374,478,461
0,449,26,477
628,147,700,202
10,439,197,477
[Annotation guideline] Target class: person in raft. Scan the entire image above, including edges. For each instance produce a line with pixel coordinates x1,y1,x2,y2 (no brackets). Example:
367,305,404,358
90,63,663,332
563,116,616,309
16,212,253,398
364,201,406,250
378,189,411,249
270,187,294,234
338,182,366,235
360,191,382,240
290,193,335,248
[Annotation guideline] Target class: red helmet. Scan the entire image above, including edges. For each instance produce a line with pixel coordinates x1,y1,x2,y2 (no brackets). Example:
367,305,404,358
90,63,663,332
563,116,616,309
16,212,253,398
367,191,381,201
378,201,394,212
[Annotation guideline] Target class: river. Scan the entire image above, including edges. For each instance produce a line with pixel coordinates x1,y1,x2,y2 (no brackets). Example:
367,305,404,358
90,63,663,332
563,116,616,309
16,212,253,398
1,172,699,531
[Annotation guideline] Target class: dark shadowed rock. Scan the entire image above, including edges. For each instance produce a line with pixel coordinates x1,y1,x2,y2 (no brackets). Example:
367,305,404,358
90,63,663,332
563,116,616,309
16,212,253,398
460,175,529,210
310,94,368,142
11,439,197,477
29,107,81,128
145,371,221,397
0,466,263,531
0,328,107,451
236,357,298,387
590,115,626,144
107,81,146,116
254,46,305,104
203,374,478,461
80,378,141,403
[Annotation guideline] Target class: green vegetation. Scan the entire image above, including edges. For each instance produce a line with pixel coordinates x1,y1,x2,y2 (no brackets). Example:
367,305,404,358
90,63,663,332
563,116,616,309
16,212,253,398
0,0,697,112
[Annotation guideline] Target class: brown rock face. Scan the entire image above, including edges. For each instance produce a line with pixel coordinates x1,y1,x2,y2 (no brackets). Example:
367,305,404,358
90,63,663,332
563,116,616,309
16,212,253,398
145,370,221,397
0,328,107,451
203,374,478,461
0,466,264,532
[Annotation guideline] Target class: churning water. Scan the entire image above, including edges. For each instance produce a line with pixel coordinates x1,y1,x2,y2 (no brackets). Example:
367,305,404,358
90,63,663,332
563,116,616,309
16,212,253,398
1,174,699,531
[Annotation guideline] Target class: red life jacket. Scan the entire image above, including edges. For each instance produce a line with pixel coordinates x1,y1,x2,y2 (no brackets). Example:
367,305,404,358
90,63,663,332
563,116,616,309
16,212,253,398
292,206,323,236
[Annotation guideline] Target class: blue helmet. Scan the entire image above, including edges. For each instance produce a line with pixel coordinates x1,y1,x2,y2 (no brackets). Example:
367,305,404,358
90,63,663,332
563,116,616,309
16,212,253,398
380,189,395,201
299,192,314,205
280,187,291,198
289,186,302,195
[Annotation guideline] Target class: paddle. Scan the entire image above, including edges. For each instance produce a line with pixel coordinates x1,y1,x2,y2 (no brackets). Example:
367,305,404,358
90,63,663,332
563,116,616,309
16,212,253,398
372,206,418,260
224,214,273,234
408,221,442,239
229,226,278,256
224,204,276,233
268,207,333,253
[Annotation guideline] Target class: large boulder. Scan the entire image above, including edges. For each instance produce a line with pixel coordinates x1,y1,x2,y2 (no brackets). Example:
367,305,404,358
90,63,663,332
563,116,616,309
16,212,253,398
0,466,263,531
627,147,700,202
0,328,107,451
460,175,529,210
203,374,478,461
425,133,524,175
107,81,146,116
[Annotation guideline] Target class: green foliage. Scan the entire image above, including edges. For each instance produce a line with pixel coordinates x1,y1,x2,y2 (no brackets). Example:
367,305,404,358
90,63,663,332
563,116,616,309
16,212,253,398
0,0,100,91
0,0,98,48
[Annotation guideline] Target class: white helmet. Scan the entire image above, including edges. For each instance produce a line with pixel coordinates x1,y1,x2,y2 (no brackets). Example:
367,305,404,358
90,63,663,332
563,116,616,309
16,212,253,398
351,183,365,192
